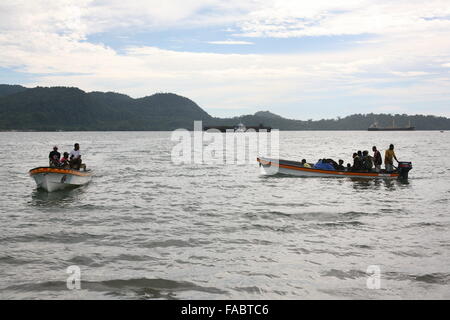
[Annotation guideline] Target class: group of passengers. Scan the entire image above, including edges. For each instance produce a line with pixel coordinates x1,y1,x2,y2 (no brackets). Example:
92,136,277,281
48,143,86,170
301,144,399,173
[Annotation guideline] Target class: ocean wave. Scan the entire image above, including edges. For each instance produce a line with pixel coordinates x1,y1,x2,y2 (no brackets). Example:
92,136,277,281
3,278,227,299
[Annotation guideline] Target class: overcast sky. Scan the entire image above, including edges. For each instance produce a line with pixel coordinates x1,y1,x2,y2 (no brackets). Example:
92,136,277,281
1,0,450,119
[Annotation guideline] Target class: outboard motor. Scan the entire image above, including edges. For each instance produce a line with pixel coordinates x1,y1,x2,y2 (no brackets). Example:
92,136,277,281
397,161,412,179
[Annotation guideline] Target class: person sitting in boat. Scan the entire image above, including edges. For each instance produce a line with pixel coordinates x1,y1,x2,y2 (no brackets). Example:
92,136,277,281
362,150,373,171
314,159,335,170
352,153,363,171
69,143,86,171
336,159,345,170
372,146,382,172
49,146,60,167
59,152,70,168
301,159,312,168
384,144,398,172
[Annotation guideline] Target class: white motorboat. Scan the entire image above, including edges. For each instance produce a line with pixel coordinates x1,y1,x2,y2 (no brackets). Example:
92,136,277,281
29,167,92,192
258,157,412,179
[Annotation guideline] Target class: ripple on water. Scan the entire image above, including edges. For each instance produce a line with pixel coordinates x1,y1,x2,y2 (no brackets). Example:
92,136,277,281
0,255,35,265
3,278,227,299
316,221,365,228
384,272,450,285
139,238,211,249
0,232,106,244
322,269,367,280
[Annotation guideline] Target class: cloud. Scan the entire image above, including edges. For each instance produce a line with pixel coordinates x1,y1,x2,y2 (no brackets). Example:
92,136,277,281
376,105,407,112
390,71,434,77
233,0,450,38
0,0,450,118
4,1,450,40
207,40,254,45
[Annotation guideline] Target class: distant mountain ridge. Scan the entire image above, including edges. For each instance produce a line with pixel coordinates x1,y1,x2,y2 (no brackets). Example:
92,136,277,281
253,111,283,119
0,84,28,97
0,84,449,130
0,85,211,130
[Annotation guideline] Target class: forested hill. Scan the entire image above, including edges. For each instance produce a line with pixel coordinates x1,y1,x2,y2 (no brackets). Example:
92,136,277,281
216,112,450,130
0,85,212,130
0,84,449,130
0,84,28,97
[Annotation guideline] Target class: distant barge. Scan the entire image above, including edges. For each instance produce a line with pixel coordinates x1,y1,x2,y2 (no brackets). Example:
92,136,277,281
368,120,415,131
204,123,272,132
368,127,415,131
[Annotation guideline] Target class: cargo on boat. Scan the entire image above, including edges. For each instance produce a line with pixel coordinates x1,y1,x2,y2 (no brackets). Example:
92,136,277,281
257,157,412,179
29,167,92,192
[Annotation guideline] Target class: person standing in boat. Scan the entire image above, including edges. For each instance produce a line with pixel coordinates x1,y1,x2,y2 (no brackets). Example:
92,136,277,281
69,143,86,170
49,146,60,167
384,144,398,172
372,146,382,172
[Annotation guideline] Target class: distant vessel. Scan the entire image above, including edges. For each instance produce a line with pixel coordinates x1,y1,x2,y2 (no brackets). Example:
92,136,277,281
203,123,272,132
234,123,246,132
368,119,415,131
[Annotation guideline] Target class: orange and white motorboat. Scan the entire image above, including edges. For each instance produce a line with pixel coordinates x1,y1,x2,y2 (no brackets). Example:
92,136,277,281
29,167,93,192
257,157,412,179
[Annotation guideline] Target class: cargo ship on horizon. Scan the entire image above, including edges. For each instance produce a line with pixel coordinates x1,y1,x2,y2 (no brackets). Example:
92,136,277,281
368,119,415,131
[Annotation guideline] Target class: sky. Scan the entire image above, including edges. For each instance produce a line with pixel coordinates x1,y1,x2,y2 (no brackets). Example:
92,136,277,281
0,0,450,119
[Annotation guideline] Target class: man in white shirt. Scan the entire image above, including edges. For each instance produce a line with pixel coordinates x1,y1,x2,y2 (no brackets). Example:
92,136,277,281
69,144,81,159
69,143,85,170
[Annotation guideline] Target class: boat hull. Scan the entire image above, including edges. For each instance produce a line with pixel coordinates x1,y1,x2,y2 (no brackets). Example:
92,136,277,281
29,167,92,192
257,157,399,179
368,127,415,131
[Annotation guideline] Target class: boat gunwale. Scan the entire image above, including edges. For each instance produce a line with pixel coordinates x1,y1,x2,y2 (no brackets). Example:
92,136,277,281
29,167,92,177
257,157,399,178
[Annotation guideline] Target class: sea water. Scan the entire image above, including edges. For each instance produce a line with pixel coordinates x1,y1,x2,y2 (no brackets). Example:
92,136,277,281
0,131,448,299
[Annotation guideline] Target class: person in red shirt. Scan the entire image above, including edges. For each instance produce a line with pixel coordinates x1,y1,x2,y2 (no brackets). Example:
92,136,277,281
59,152,70,168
